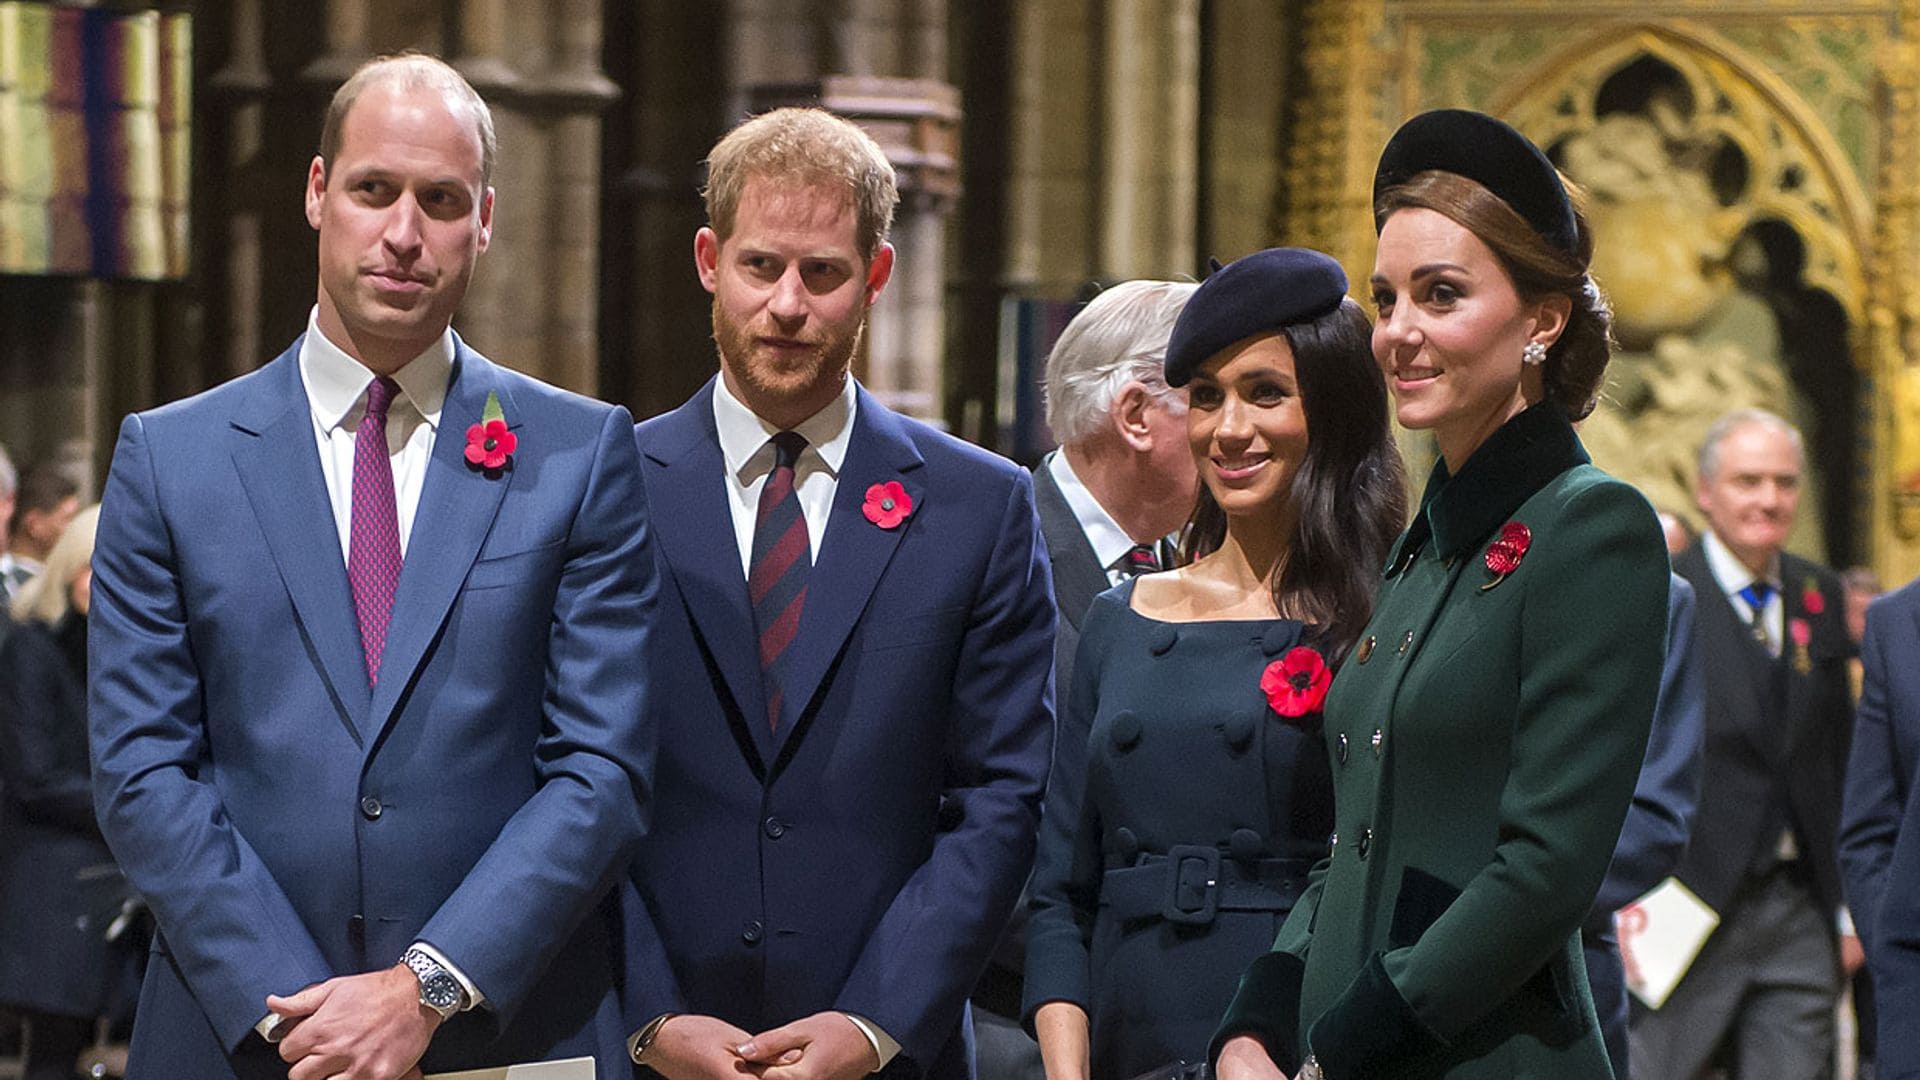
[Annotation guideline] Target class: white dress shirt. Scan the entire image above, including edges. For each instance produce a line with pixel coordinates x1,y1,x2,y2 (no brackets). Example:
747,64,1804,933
703,373,900,1071
1046,450,1149,586
711,374,856,576
257,313,481,1041
1701,529,1783,657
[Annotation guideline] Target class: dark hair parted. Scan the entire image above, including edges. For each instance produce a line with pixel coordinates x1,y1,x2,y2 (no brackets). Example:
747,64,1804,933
1180,299,1409,665
1377,170,1615,421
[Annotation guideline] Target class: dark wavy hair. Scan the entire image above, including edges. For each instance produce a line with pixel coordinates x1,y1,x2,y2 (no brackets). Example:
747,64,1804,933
1179,298,1409,664
1376,170,1614,420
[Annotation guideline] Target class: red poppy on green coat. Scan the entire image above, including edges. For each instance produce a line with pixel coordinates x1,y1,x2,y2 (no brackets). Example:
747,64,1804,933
1485,521,1531,576
1262,646,1330,721
863,481,913,529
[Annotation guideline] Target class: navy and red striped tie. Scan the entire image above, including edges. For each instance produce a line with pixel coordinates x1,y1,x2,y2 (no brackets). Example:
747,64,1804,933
749,431,810,730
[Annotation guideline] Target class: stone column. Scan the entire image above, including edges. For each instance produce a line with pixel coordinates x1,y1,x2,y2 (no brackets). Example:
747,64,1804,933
1098,0,1199,279
209,0,270,381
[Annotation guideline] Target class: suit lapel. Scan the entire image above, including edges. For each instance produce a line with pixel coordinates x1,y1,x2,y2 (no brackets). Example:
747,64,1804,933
772,389,925,751
365,340,513,741
639,380,774,765
229,343,373,741
1032,460,1110,633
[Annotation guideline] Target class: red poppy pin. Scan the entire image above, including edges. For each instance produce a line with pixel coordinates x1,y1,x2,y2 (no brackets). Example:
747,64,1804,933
1262,646,1331,723
1800,577,1826,615
863,481,913,529
1481,521,1532,590
1790,616,1814,674
465,391,516,473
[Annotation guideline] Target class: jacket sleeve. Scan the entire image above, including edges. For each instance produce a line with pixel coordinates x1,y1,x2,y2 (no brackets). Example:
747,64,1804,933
415,404,658,1026
1590,573,1705,919
831,470,1057,1072
0,625,98,835
89,413,335,1052
1308,480,1669,1079
1840,592,1908,954
1022,594,1113,1023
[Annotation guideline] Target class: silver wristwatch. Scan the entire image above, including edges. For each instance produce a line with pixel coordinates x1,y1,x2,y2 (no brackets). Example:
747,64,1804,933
1298,1053,1324,1080
402,946,466,1021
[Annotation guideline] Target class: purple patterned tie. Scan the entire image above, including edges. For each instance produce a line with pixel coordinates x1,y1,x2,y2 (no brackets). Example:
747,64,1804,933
749,431,809,731
350,376,403,685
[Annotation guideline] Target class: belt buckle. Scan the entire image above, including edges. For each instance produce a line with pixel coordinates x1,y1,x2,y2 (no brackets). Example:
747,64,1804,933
1162,844,1221,926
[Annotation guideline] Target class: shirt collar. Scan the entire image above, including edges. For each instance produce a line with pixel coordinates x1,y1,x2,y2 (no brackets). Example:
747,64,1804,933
1386,400,1590,572
712,374,858,482
1701,528,1780,598
298,307,454,432
1046,450,1137,571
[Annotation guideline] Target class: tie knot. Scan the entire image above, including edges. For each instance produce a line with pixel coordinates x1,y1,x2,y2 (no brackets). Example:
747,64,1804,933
1740,580,1776,610
1118,543,1163,577
769,431,807,469
364,376,400,420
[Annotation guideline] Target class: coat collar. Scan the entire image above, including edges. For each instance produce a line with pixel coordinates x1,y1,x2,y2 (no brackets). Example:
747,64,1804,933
1386,401,1588,573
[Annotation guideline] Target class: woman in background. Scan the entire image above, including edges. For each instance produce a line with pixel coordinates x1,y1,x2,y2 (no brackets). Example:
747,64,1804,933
1025,248,1406,1080
0,505,124,1080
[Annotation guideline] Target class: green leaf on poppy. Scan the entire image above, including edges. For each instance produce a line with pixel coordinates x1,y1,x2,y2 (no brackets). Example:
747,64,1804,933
482,390,505,425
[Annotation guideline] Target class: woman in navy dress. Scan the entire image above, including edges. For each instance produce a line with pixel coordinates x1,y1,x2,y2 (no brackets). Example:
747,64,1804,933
1024,249,1407,1080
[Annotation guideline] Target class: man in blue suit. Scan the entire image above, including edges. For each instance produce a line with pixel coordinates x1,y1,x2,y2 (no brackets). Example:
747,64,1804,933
624,107,1055,1080
1841,573,1920,1077
89,54,655,1080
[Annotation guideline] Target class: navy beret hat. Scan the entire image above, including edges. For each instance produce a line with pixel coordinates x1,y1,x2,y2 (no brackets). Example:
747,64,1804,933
1163,247,1348,387
1372,108,1578,257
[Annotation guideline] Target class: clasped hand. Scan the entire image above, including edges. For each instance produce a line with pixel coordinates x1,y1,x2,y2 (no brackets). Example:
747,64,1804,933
643,1011,881,1080
267,963,441,1080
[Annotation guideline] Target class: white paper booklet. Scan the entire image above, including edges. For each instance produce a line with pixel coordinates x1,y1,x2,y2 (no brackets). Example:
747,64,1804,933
1617,875,1720,1010
425,1056,595,1080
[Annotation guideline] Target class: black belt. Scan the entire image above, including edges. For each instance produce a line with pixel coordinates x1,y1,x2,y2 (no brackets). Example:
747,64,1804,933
1101,845,1312,927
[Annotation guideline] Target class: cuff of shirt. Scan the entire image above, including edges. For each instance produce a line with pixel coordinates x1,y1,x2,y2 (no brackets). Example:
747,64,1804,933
842,1013,901,1072
1839,907,1857,937
411,940,487,1010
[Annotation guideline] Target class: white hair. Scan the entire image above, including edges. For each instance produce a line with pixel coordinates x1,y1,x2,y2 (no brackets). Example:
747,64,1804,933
1043,280,1198,446
1696,408,1805,482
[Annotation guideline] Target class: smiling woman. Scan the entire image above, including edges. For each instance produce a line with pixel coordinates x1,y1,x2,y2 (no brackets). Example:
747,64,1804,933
1212,110,1671,1080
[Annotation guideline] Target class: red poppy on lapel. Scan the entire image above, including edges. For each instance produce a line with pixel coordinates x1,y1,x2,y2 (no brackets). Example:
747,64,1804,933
1481,521,1531,590
1800,578,1825,615
1262,646,1330,722
863,481,913,529
465,391,515,472
1790,616,1813,674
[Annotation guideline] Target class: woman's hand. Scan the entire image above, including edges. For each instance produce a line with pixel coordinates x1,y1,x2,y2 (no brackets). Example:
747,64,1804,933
1215,1035,1286,1080
1033,1000,1092,1080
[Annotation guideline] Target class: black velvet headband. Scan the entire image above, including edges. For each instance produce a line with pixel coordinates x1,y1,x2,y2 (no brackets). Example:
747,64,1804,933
1372,108,1578,256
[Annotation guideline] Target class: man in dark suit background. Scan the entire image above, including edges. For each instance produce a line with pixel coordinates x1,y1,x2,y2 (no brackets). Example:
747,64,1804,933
970,279,1198,1080
89,54,657,1079
1632,408,1856,1080
1585,572,1704,1080
1841,573,1920,1077
625,107,1055,1080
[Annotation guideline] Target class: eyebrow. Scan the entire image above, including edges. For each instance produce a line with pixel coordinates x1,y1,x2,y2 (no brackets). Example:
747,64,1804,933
1369,261,1468,287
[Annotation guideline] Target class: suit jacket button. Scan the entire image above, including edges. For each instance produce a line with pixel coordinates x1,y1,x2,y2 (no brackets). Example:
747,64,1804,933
763,816,785,839
359,796,383,820
741,920,763,945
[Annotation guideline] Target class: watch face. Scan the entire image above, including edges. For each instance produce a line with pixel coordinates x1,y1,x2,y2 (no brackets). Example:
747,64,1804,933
422,973,462,1011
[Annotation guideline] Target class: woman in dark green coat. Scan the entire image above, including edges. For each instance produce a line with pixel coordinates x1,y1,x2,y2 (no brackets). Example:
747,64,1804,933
1213,110,1670,1080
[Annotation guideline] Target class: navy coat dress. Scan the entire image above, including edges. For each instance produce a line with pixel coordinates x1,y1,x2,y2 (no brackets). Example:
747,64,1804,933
1025,581,1332,1078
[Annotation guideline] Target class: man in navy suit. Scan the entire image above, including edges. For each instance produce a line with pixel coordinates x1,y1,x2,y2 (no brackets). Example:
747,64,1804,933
1841,574,1920,1077
89,54,656,1080
625,107,1055,1080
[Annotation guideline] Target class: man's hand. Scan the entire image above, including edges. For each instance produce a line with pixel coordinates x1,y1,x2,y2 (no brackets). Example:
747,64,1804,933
1842,932,1867,977
737,1013,878,1080
1215,1035,1285,1080
640,1014,763,1078
268,963,440,1080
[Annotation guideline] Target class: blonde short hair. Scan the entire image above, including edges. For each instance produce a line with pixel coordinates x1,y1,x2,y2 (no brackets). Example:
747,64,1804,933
11,503,98,627
703,107,898,262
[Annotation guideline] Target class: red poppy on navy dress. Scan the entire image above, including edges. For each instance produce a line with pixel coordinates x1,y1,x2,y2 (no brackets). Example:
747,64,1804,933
465,391,516,471
1262,646,1330,721
863,481,913,529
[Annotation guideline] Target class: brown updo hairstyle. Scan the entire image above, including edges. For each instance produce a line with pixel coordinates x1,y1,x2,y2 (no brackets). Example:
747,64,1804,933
1376,170,1614,420
1180,298,1409,665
